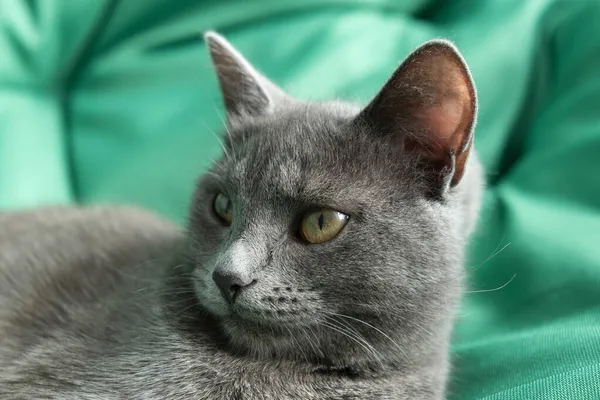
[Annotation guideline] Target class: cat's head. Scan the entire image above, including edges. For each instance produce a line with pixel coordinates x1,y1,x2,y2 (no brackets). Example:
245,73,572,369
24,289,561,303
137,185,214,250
188,32,482,370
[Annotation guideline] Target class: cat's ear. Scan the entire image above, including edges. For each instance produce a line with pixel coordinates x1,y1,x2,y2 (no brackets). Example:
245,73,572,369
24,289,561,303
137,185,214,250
357,40,477,192
204,31,290,121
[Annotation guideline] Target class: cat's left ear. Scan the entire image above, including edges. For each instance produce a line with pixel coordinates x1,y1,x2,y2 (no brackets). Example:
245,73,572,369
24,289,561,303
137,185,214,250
204,31,291,121
357,40,477,193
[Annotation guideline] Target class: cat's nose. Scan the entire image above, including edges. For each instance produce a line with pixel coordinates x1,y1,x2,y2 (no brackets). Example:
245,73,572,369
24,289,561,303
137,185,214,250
212,269,256,304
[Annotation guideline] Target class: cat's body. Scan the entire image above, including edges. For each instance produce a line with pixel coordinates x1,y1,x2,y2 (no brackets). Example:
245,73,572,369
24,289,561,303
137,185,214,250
0,206,453,399
0,33,483,399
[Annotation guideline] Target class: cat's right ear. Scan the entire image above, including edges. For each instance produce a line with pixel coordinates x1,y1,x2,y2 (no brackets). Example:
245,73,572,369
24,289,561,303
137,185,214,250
355,40,477,196
204,31,290,122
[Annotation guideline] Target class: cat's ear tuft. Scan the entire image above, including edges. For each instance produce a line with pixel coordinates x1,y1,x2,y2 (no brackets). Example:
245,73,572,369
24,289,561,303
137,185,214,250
357,40,477,192
204,31,289,121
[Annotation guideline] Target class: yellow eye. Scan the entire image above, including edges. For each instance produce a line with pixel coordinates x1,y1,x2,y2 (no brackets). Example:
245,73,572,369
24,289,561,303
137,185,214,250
213,193,233,226
300,209,349,244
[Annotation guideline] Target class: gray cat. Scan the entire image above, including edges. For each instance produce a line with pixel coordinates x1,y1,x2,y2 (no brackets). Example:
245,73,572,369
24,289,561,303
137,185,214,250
0,32,483,399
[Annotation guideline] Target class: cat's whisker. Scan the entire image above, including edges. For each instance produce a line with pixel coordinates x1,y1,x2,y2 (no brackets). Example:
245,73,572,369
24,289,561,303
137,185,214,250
161,295,199,308
402,239,512,292
467,240,512,272
322,317,385,363
129,272,192,288
465,273,517,294
338,302,452,319
325,315,384,362
326,306,439,343
325,312,408,360
326,315,365,345
407,319,436,340
172,299,203,319
144,286,197,296
318,320,384,368
321,319,378,358
303,325,324,360
286,326,309,364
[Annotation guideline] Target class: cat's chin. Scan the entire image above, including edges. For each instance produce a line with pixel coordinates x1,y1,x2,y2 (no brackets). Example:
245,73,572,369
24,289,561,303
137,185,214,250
218,313,323,362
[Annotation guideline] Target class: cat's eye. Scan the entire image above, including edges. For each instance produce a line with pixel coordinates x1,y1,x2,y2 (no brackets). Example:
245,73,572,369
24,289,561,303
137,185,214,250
213,193,233,226
300,209,349,244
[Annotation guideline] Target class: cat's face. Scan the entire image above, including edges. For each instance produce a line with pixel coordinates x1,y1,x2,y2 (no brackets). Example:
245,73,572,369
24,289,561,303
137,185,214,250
188,33,481,367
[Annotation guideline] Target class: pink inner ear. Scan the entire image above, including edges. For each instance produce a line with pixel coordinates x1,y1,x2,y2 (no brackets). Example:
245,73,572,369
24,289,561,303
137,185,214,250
422,98,463,141
419,79,473,155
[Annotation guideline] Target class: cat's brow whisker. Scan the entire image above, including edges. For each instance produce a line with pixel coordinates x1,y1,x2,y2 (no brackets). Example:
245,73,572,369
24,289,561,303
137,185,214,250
208,156,223,169
212,102,235,148
202,120,232,162
204,171,224,182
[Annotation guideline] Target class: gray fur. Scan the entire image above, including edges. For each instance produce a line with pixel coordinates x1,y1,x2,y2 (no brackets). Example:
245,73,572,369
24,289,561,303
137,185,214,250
0,33,483,399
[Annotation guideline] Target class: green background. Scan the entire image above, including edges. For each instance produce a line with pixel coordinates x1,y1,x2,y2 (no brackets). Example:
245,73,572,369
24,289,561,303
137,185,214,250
1,0,599,398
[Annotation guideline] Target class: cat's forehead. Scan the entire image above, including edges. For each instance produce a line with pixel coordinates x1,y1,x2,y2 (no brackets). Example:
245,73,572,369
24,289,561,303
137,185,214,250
232,102,358,155
222,105,406,206
231,154,303,203
228,116,330,198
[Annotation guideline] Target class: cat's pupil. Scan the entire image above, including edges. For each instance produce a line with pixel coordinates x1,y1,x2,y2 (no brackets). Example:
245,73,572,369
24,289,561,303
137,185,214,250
318,213,324,230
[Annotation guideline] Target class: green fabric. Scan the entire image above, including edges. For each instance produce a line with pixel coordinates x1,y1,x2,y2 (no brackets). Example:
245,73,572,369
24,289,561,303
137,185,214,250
1,0,599,398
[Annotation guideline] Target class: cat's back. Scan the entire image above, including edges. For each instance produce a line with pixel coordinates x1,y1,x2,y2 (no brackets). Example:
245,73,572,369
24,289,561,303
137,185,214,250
0,206,184,366
0,205,183,281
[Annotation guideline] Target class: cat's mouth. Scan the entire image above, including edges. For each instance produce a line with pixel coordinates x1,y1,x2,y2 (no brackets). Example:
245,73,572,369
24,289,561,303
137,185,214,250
228,303,313,328
222,307,319,347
